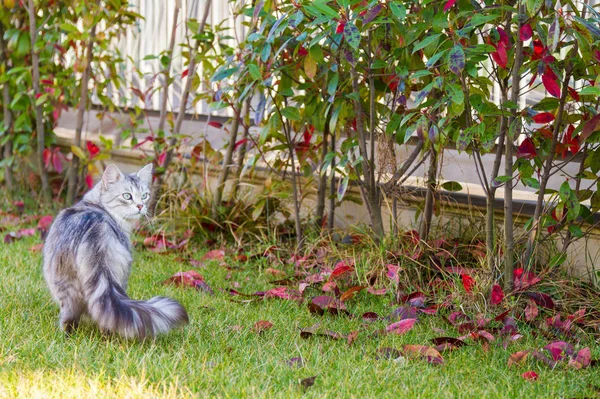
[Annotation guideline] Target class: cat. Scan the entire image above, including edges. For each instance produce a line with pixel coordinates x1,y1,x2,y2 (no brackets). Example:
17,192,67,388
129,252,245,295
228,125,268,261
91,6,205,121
43,163,188,339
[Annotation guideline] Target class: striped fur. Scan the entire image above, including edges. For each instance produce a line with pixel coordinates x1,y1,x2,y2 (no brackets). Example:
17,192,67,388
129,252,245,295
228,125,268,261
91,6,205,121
43,164,188,339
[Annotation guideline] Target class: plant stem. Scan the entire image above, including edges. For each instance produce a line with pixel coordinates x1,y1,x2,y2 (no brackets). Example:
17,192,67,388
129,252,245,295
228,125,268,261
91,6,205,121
328,132,336,230
67,23,97,204
315,110,331,229
28,0,52,203
232,96,252,199
419,146,437,241
0,24,14,191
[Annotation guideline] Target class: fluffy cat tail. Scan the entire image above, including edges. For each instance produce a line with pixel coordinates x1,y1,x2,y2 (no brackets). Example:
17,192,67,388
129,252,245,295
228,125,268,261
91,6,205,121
85,274,189,339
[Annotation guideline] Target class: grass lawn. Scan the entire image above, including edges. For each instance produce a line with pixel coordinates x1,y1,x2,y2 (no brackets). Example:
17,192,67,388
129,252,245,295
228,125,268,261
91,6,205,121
0,233,599,398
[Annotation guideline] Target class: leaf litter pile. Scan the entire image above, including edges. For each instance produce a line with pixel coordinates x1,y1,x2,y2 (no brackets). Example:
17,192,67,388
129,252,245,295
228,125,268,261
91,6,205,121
3,202,599,389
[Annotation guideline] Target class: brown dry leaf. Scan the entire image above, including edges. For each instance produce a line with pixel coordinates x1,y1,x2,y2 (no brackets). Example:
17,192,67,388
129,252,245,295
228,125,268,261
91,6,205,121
347,331,359,346
340,286,366,302
508,350,530,367
252,320,273,334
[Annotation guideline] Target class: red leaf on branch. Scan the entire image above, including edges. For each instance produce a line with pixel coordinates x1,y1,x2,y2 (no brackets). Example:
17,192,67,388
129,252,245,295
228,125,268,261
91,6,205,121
336,21,346,34
568,86,580,102
182,68,189,78
542,74,561,97
443,0,457,12
520,24,533,41
491,44,508,69
85,174,94,189
208,121,223,129
532,112,555,124
86,141,100,158
582,114,600,140
516,138,537,159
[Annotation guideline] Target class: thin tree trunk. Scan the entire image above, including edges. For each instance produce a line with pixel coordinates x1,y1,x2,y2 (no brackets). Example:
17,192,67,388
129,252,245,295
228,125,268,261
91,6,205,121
232,96,252,199
213,100,248,217
419,147,437,241
503,5,526,290
147,2,181,212
283,120,303,250
327,133,336,230
67,24,97,204
0,25,14,191
28,0,51,202
315,111,331,228
523,56,575,268
151,0,212,210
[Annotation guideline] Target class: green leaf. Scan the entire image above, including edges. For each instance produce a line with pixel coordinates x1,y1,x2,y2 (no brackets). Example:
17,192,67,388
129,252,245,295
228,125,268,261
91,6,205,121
252,199,265,221
548,252,567,267
526,0,543,17
304,55,317,79
343,22,361,50
532,98,559,111
446,83,464,104
412,34,441,54
261,43,272,63
580,86,600,96
327,73,339,96
386,113,402,135
442,181,463,192
456,126,476,152
337,175,349,201
390,2,407,21
60,23,79,34
281,107,301,121
248,64,261,81
568,224,583,238
522,177,540,189
211,67,238,82
425,50,447,68
312,0,339,19
447,45,465,75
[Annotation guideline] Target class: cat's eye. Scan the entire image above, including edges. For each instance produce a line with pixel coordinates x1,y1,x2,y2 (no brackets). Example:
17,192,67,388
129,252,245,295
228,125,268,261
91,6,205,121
122,193,133,200
142,193,149,200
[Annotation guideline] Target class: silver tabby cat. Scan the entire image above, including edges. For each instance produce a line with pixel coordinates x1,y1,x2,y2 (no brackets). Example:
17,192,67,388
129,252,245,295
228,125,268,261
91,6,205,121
43,164,188,339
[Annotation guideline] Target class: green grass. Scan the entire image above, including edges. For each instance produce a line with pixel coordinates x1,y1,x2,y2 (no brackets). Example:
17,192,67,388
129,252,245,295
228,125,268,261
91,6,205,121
1,235,599,398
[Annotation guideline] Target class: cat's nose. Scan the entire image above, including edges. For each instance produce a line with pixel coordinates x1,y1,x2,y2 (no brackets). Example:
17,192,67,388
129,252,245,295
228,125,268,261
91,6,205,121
136,204,143,211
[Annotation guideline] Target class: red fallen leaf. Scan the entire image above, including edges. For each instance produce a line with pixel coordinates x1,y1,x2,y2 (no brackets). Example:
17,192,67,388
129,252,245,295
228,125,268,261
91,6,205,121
508,350,530,367
386,318,417,335
532,112,555,124
330,261,354,279
514,268,541,289
308,296,347,316
522,371,539,381
37,215,54,232
516,138,537,159
322,280,338,292
544,341,574,361
386,264,401,283
202,249,225,260
568,308,586,324
252,320,273,334
86,141,100,158
443,0,457,12
531,350,557,368
500,316,518,336
526,292,555,309
448,311,471,326
29,243,44,252
542,74,561,98
390,306,418,321
491,284,504,305
404,292,426,308
340,286,366,302
362,312,379,323
265,286,301,300
163,270,213,294
403,344,444,365
208,121,223,129
525,300,539,322
17,228,36,237
288,357,303,368
347,330,359,346
475,330,495,342
462,274,475,293
520,24,533,41
367,287,387,295
569,347,591,369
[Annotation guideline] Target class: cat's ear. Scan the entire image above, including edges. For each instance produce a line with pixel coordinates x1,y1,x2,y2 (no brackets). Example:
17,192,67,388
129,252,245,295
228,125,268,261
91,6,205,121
102,164,123,188
137,163,153,185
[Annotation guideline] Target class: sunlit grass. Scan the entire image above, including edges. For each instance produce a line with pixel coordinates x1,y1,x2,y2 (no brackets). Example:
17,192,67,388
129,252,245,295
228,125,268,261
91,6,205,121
0,235,599,398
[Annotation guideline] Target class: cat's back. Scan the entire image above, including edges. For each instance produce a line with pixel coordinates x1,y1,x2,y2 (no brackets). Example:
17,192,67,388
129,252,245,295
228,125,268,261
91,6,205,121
44,201,127,255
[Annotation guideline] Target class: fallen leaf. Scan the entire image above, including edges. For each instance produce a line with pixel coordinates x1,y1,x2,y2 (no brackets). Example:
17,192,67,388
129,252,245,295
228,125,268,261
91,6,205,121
403,344,444,365
462,274,475,293
491,284,504,305
330,260,354,279
362,312,379,323
265,286,302,300
29,243,44,252
163,271,213,294
308,296,348,316
288,357,303,368
386,318,417,335
252,320,273,334
526,292,555,309
367,287,387,295
431,337,467,349
544,341,574,361
300,376,317,390
508,351,530,367
203,250,225,260
265,268,286,277
404,292,426,308
347,330,358,346
340,286,366,302
525,300,539,322
522,371,539,381
569,347,591,369
531,350,557,368
389,306,418,321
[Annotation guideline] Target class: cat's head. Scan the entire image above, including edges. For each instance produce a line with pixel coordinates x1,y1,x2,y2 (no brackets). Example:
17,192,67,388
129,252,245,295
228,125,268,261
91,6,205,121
98,164,153,221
